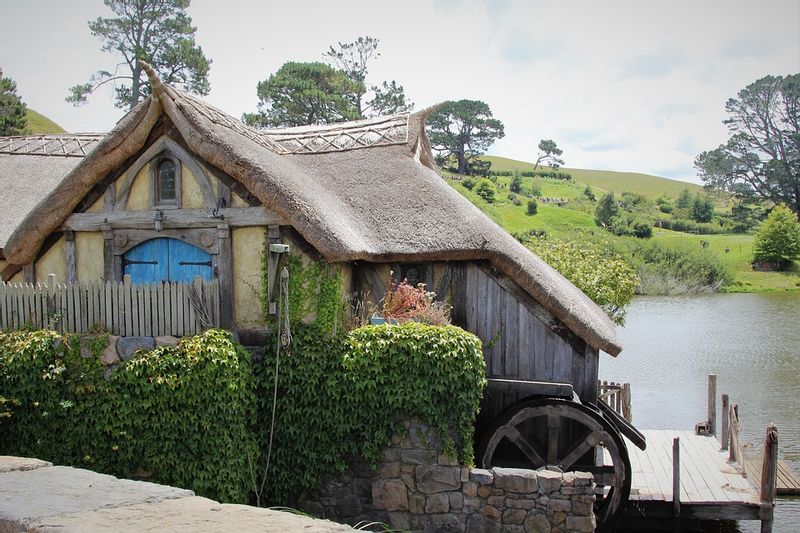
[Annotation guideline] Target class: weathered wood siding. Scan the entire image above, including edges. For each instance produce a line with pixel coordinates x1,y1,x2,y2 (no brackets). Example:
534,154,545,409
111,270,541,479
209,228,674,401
452,263,599,403
353,260,600,405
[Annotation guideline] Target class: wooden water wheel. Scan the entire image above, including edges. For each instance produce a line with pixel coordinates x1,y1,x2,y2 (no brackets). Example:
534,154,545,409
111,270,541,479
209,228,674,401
478,397,631,528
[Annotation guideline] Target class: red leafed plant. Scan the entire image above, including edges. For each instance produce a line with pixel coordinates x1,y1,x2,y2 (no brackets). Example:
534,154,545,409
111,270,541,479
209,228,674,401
381,279,451,326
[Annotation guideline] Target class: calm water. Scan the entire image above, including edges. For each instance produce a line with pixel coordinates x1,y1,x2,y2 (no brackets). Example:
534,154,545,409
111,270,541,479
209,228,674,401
599,293,800,533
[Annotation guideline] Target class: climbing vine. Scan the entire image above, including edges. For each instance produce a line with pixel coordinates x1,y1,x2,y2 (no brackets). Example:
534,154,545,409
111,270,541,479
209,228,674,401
254,322,485,504
0,329,257,503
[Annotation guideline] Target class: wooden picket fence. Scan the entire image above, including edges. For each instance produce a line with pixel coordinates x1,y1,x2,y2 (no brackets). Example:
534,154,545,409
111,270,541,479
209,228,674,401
598,380,632,422
0,274,219,337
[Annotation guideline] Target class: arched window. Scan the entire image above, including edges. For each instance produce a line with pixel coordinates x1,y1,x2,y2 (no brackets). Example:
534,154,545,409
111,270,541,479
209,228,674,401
155,158,177,205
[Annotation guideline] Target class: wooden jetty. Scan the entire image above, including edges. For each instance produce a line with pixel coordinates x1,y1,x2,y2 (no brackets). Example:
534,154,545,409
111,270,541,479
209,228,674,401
609,374,800,532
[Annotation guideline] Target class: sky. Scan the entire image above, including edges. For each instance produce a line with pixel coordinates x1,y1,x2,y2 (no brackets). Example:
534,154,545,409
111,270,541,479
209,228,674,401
1,0,798,184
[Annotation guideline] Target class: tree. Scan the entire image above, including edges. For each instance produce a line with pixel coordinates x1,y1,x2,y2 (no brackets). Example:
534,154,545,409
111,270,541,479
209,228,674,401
594,192,620,226
526,198,538,215
67,0,211,110
753,204,800,268
509,171,523,193
691,194,714,223
695,74,800,217
583,185,596,202
0,69,27,135
533,139,564,170
475,179,496,203
675,187,693,210
243,62,363,128
427,100,504,175
323,36,412,117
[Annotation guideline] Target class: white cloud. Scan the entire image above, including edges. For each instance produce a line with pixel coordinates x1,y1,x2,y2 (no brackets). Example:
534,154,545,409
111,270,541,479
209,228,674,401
1,0,798,184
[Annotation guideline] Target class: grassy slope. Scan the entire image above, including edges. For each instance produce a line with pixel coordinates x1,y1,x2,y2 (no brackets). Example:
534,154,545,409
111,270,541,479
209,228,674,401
484,155,705,199
24,109,66,134
451,157,800,292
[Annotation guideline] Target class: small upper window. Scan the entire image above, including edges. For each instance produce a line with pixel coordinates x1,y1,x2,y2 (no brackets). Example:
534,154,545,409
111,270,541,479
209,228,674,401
156,159,177,205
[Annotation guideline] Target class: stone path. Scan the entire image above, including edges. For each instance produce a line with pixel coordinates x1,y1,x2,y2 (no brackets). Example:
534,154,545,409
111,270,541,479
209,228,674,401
0,456,353,532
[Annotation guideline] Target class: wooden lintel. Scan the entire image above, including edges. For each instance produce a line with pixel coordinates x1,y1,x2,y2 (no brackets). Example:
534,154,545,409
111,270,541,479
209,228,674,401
62,207,285,232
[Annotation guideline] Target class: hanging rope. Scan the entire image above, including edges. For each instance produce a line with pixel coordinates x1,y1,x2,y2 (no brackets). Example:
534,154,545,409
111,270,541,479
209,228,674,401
259,266,291,501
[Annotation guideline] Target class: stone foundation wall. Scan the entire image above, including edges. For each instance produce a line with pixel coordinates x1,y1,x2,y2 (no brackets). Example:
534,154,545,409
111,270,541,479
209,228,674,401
301,420,596,532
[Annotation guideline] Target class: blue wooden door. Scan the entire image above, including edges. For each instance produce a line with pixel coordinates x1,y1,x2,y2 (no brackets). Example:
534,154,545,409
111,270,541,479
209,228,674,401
123,238,212,283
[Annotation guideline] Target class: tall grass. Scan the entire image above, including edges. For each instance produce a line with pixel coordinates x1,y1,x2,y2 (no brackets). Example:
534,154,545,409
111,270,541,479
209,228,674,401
617,238,733,295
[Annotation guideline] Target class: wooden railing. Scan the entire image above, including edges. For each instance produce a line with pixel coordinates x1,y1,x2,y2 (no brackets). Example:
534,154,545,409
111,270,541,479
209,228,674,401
0,274,219,337
598,380,632,422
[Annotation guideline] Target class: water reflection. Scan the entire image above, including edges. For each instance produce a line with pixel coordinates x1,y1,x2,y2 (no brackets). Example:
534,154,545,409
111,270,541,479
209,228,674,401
600,293,800,533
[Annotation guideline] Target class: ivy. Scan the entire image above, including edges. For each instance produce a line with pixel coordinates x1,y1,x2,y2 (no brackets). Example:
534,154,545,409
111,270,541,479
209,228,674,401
255,322,485,504
0,329,257,503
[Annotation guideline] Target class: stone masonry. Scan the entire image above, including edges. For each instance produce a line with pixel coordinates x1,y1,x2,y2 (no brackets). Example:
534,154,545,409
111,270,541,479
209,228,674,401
301,420,596,532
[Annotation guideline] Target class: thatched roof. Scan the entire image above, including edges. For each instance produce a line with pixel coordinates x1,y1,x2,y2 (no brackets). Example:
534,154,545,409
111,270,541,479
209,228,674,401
2,63,621,355
0,135,105,251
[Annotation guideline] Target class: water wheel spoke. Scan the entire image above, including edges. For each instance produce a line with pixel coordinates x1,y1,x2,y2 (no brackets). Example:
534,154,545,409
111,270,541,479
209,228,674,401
547,413,560,464
503,425,546,468
558,430,601,471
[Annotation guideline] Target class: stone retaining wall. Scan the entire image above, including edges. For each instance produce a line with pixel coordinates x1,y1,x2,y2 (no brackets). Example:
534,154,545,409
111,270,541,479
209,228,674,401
301,421,596,532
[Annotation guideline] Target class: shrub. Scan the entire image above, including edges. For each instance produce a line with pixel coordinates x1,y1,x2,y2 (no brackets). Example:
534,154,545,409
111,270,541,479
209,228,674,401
594,192,620,226
527,237,637,324
512,197,523,206
0,329,257,503
509,172,523,193
530,177,543,197
583,185,596,202
462,177,477,190
255,322,485,504
475,179,496,203
609,214,653,239
526,198,538,215
381,280,451,325
753,204,800,268
619,239,732,294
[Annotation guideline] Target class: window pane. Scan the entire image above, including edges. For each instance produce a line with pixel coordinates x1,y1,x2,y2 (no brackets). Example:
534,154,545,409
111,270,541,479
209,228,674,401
158,159,176,202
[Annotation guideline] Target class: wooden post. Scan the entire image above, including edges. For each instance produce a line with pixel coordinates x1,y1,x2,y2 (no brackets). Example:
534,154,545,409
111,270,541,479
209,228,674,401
729,404,739,463
707,374,717,436
623,382,632,423
760,424,778,533
673,436,681,531
721,394,730,451
64,230,76,283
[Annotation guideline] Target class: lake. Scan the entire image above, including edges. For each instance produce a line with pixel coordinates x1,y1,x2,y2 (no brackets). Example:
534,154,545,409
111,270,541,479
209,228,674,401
599,293,800,533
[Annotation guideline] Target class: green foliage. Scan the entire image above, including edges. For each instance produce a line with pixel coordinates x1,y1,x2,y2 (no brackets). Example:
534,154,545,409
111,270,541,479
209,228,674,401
323,36,412,118
244,62,362,127
427,99,505,175
0,329,257,503
461,176,476,190
695,74,800,215
530,177,543,197
475,178,496,203
255,323,485,503
675,188,693,210
509,171,523,193
261,253,345,333
692,194,715,223
594,192,620,226
655,217,728,235
583,185,596,202
753,204,800,267
608,214,654,239
619,238,733,294
534,139,564,170
526,198,538,215
525,237,637,324
0,69,28,135
67,0,211,110
24,109,65,134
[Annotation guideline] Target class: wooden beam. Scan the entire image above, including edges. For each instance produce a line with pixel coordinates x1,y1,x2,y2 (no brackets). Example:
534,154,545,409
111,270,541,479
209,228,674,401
721,394,730,451
708,374,717,436
62,207,285,232
760,424,778,533
23,263,35,283
102,225,115,282
64,230,76,283
485,378,573,399
217,224,233,330
673,437,681,520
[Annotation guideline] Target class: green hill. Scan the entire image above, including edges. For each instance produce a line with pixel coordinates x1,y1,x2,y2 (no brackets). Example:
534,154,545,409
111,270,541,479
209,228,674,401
483,155,705,200
24,109,65,134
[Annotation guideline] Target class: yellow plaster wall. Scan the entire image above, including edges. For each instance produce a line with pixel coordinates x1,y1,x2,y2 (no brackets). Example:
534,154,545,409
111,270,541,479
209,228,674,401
231,193,249,208
76,232,105,281
125,166,150,211
35,237,66,283
181,164,207,208
86,196,104,213
232,226,266,329
0,259,7,281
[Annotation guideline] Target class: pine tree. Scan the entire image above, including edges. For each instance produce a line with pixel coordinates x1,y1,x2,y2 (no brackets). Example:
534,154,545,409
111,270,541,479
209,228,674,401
0,69,28,136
